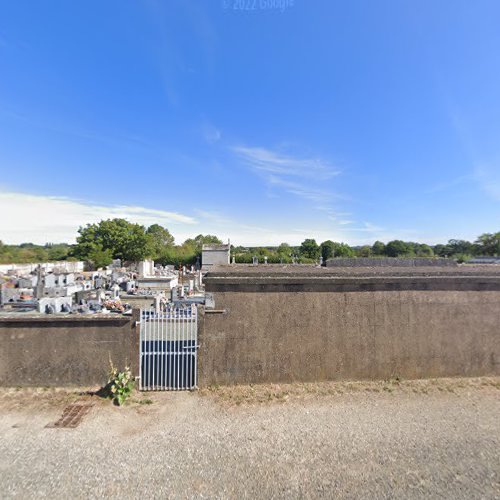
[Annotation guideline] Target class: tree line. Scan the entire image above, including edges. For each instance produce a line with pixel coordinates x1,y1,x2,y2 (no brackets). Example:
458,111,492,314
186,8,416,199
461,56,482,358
70,219,222,269
1,218,499,267
233,233,500,264
0,242,73,265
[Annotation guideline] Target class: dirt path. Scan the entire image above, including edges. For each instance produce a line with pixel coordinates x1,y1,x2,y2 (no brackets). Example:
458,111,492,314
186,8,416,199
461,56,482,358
0,378,499,499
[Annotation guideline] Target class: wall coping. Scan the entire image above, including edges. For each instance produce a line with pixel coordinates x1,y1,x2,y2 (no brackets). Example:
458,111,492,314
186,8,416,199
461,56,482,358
205,264,500,278
204,268,500,293
0,314,132,323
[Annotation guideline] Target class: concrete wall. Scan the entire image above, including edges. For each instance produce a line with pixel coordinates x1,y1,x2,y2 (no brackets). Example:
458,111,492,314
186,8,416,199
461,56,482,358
0,261,85,275
0,312,139,387
326,257,457,267
3,264,500,388
200,267,500,385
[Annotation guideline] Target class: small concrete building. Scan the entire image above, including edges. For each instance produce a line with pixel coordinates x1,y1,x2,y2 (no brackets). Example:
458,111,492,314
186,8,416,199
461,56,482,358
202,243,230,271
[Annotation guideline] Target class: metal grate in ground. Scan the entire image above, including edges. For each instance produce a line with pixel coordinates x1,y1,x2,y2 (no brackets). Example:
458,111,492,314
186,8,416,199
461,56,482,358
46,403,94,429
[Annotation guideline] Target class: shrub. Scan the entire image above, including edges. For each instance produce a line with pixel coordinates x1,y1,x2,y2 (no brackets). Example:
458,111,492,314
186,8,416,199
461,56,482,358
107,362,135,406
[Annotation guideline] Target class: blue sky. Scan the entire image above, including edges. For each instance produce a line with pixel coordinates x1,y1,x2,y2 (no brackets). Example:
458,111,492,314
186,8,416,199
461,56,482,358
1,0,500,246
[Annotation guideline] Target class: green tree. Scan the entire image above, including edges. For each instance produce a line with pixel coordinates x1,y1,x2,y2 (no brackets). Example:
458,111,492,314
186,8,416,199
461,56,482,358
277,242,291,254
183,234,223,251
320,240,335,261
146,224,175,259
333,242,355,257
300,239,320,260
257,247,271,256
415,244,434,257
447,239,473,256
17,248,36,263
98,219,150,261
87,247,113,270
475,232,500,256
73,218,151,265
385,240,412,257
320,240,355,261
156,244,198,267
276,243,292,262
167,234,224,266
433,244,451,257
357,245,372,257
71,223,101,261
372,241,386,255
47,244,70,261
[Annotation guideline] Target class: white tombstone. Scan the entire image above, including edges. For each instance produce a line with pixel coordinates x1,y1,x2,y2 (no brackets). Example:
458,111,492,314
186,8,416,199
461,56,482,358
138,260,154,278
38,296,72,314
44,274,56,288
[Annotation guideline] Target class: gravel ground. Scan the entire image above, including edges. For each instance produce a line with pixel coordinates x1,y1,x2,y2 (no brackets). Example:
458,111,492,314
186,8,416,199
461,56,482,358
0,380,499,499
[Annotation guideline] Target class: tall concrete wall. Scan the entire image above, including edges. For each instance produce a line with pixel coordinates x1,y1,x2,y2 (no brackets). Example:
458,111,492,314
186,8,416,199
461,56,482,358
200,266,500,385
0,312,139,387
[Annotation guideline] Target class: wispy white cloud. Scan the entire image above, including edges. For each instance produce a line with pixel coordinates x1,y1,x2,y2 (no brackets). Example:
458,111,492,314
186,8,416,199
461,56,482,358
327,211,354,225
192,208,351,246
0,191,197,244
231,144,343,211
226,144,394,242
424,174,473,194
232,146,339,180
474,164,500,201
350,222,386,233
0,190,395,247
194,209,231,225
201,122,221,144
267,175,332,204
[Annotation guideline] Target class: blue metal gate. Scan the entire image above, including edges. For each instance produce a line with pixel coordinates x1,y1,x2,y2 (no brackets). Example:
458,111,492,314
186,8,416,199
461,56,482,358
139,305,198,390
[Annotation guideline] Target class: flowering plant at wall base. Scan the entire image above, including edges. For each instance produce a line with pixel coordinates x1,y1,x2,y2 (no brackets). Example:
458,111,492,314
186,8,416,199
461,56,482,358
107,362,135,406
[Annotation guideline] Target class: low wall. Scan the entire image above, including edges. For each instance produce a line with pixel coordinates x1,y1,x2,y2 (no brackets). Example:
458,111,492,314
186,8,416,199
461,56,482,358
0,261,85,275
200,266,500,385
326,257,457,267
0,312,139,387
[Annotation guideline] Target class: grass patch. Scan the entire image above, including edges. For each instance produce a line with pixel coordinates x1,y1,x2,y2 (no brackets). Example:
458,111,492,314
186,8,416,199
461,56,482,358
198,376,500,406
131,397,154,405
